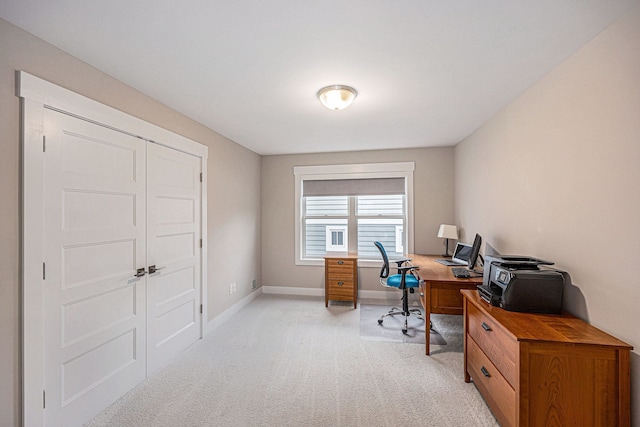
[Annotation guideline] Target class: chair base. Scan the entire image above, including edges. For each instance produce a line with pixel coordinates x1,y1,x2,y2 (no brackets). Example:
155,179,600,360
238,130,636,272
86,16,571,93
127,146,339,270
378,306,430,335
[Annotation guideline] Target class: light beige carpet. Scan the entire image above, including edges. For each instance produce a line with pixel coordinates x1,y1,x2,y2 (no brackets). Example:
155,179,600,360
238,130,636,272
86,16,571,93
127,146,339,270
359,304,464,352
86,294,498,427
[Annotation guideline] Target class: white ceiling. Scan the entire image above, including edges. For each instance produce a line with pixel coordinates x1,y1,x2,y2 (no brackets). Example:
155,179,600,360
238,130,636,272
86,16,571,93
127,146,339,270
1,1,634,155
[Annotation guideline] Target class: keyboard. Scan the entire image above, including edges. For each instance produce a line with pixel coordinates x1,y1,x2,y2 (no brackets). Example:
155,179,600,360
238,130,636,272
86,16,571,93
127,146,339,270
436,259,464,266
452,267,471,278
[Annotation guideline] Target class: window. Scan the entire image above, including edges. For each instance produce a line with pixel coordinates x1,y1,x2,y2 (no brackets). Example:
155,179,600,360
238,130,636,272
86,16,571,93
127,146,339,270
294,162,414,265
356,197,405,259
326,225,347,251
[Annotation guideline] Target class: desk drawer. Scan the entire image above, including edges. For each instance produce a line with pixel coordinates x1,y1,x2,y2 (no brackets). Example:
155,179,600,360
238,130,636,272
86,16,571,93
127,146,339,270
430,284,465,313
467,303,517,387
467,336,516,427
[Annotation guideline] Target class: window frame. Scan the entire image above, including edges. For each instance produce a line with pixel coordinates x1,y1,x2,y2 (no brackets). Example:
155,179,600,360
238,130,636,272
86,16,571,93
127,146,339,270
395,225,404,253
294,162,415,267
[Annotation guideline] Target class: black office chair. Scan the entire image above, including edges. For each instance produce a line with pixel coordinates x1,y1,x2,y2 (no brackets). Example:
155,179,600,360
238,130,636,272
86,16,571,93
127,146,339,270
374,241,425,334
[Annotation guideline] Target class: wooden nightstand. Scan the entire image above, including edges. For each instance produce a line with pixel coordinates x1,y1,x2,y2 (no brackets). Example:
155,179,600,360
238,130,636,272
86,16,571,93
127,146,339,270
324,254,358,308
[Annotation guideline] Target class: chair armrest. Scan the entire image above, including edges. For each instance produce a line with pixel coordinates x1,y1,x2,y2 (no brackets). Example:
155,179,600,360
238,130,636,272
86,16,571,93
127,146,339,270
397,265,419,273
392,258,411,267
396,265,420,289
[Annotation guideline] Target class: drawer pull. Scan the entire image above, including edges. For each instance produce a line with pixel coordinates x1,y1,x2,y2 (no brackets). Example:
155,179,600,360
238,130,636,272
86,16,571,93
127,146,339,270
480,366,491,378
481,322,492,332
337,281,344,286
337,260,344,265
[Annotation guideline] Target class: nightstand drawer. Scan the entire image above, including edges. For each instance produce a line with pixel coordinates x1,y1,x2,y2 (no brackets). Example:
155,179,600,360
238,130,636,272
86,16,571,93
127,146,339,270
467,336,516,427
327,287,354,299
327,278,353,288
326,259,355,270
328,279,354,296
324,255,358,308
327,266,354,278
467,302,517,387
327,273,354,285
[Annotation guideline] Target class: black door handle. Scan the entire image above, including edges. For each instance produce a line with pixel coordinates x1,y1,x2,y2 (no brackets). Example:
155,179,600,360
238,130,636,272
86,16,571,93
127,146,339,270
148,265,165,274
134,268,147,277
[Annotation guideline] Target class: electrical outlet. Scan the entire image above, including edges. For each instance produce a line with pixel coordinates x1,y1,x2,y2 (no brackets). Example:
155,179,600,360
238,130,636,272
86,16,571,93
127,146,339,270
229,283,234,295
252,279,257,289
232,282,237,293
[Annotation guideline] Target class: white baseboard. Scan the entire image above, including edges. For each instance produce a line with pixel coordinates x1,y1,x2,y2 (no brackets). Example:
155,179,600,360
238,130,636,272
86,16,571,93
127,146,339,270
204,287,263,336
262,285,323,297
261,286,422,305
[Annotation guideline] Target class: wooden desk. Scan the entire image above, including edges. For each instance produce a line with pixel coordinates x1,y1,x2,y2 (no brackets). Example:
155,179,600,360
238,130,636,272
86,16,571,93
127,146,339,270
408,254,482,355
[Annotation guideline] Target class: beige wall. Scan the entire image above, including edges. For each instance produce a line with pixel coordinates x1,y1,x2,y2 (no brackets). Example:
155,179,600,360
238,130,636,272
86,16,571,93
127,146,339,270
261,147,455,292
455,4,640,424
0,18,261,426
207,139,262,316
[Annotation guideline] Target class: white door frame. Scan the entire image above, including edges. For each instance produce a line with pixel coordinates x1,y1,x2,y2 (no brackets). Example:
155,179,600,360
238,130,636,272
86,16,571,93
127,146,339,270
18,71,208,427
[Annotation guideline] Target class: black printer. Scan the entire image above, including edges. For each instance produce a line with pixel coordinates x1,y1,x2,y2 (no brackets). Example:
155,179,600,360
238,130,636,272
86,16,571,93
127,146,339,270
477,255,565,314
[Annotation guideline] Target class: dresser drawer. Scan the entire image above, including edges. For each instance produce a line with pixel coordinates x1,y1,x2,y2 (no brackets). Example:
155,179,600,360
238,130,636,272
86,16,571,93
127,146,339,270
467,336,516,427
467,302,518,387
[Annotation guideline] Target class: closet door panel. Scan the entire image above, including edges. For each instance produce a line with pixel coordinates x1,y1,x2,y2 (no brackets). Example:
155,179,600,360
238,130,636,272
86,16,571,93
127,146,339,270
42,110,147,427
146,142,202,374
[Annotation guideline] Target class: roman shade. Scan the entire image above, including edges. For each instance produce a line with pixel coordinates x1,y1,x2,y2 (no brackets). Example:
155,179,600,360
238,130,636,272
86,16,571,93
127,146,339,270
302,178,405,197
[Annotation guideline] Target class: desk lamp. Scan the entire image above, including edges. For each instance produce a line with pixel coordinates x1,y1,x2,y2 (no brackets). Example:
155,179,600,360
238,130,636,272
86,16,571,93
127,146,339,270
437,224,458,257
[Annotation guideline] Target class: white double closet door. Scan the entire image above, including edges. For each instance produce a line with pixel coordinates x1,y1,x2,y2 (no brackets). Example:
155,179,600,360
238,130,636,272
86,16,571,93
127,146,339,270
42,109,202,426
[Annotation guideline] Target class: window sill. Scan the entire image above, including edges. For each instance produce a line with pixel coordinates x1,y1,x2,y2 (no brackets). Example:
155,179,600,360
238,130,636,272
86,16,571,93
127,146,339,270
296,257,382,268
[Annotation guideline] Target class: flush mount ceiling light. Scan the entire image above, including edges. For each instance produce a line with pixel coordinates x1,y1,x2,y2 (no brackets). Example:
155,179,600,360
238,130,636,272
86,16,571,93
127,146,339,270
316,85,357,110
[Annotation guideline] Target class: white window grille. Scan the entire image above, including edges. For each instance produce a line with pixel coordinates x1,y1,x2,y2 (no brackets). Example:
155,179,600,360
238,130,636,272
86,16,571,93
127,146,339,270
395,225,404,253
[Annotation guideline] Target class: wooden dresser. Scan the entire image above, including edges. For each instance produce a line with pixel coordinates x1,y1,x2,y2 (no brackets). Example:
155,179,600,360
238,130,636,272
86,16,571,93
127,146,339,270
324,253,358,308
461,290,632,427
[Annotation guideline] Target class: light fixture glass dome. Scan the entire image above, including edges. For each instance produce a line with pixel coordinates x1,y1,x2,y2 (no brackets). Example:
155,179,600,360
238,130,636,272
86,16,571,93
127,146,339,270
317,85,357,110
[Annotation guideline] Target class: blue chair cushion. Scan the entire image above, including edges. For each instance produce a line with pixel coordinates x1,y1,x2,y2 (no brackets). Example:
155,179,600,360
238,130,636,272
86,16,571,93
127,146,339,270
386,273,420,288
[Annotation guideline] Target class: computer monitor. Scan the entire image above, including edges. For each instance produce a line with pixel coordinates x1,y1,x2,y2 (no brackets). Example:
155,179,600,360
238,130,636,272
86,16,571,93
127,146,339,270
451,243,472,265
467,233,482,272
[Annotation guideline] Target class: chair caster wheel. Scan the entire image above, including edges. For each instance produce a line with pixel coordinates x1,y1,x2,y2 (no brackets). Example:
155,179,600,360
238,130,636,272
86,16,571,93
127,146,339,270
402,329,408,335
378,319,383,325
